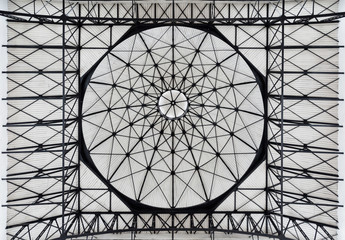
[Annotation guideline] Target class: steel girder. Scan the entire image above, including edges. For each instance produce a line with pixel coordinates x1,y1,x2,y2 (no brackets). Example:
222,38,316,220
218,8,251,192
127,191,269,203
1,0,343,239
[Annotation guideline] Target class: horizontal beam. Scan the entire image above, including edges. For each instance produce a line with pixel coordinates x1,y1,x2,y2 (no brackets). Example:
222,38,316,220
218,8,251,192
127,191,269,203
2,71,77,74
5,165,78,178
269,141,340,153
4,141,77,153
269,70,343,75
4,45,77,49
268,118,340,127
5,118,77,127
269,45,343,50
268,165,339,178
270,213,337,229
269,189,339,204
1,9,345,25
3,94,78,101
269,94,342,102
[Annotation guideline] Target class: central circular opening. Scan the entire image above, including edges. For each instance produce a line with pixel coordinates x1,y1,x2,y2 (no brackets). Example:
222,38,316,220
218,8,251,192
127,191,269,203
158,90,188,120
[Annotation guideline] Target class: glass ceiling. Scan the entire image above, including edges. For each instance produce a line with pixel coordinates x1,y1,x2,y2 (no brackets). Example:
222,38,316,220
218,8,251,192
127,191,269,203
0,0,343,239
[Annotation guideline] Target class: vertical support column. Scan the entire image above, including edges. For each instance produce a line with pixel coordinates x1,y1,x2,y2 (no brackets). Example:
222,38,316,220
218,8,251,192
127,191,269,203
61,2,80,237
61,0,67,238
77,3,82,236
172,213,175,240
209,213,214,239
131,214,137,240
279,0,285,237
173,0,175,22
0,1,8,239
338,0,345,238
132,0,138,21
266,0,285,236
265,3,269,234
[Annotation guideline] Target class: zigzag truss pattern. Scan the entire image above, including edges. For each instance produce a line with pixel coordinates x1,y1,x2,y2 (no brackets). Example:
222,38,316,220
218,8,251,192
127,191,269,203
0,0,344,239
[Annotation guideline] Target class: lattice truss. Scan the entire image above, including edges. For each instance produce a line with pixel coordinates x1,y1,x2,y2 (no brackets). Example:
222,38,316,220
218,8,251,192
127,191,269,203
0,0,344,239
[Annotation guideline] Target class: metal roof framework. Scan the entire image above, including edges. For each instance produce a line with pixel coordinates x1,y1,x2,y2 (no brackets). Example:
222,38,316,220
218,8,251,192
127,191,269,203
0,0,344,239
